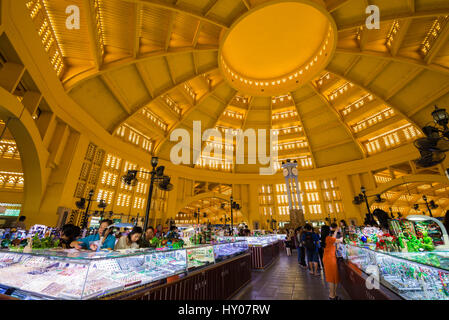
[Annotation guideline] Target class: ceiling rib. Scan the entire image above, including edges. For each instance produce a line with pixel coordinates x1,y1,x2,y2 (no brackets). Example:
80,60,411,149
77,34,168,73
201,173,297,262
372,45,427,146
326,68,423,135
135,62,155,98
165,11,176,51
113,66,220,133
407,81,449,117
192,21,204,48
234,96,253,173
241,0,251,10
83,0,103,70
290,92,318,168
203,0,219,16
194,91,238,168
64,47,219,92
424,21,449,65
121,0,229,30
389,19,412,57
384,68,423,101
154,80,227,154
338,9,449,31
133,3,143,58
327,0,351,12
307,82,366,159
334,49,449,76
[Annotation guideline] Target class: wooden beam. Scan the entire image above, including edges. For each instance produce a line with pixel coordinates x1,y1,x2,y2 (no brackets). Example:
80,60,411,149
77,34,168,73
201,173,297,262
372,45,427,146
338,9,449,31
407,81,449,117
135,62,155,98
153,80,227,154
203,0,219,16
113,66,219,132
384,68,423,101
358,27,370,52
121,0,229,30
292,91,320,166
165,11,176,51
133,3,143,58
344,56,361,76
364,60,390,87
408,0,415,14
101,74,132,114
195,91,238,168
389,18,412,56
241,0,251,10
327,0,351,12
424,20,449,64
325,68,423,137
335,48,449,76
192,21,203,48
65,47,218,92
164,56,176,85
83,0,103,70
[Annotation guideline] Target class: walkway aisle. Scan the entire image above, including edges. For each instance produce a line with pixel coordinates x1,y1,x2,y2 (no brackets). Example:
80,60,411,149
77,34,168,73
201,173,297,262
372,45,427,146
233,251,350,300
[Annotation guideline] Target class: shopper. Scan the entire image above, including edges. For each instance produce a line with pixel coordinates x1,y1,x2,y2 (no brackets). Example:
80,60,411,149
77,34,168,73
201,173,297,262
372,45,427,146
293,227,301,262
59,224,81,249
155,224,164,238
323,224,344,300
72,219,116,250
10,216,26,230
139,226,155,248
286,229,295,256
115,226,143,250
319,225,331,266
302,224,320,275
297,226,307,268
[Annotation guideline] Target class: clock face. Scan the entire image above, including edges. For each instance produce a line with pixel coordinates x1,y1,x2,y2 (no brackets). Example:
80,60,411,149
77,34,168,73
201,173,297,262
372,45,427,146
283,168,289,177
292,168,298,176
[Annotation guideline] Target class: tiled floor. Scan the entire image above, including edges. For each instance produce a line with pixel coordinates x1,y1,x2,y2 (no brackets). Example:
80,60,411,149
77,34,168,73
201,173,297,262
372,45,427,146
233,250,350,300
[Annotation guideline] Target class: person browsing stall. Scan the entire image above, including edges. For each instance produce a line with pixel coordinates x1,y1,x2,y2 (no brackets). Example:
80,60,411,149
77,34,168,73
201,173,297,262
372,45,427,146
59,224,81,249
139,226,155,248
72,219,116,250
115,226,143,250
323,223,344,300
301,223,320,276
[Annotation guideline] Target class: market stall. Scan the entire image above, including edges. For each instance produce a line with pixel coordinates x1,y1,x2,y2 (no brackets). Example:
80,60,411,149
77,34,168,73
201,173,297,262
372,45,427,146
218,235,285,269
340,215,449,300
0,240,250,300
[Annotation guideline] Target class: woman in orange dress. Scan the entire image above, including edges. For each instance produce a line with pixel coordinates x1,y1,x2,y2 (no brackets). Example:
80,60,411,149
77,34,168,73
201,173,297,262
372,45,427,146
323,224,343,300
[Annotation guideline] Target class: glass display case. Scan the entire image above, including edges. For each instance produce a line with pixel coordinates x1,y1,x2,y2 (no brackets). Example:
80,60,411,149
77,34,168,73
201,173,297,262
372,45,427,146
217,235,279,247
213,241,249,262
185,245,215,270
344,244,449,300
0,248,187,300
0,239,250,300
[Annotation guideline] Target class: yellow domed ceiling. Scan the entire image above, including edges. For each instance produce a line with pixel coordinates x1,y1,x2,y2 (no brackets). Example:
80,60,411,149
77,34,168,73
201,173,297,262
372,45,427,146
25,0,449,174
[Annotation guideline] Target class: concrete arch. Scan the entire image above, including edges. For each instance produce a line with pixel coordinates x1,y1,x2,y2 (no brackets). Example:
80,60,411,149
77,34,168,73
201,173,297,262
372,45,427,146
0,87,47,224
368,174,449,206
175,191,231,214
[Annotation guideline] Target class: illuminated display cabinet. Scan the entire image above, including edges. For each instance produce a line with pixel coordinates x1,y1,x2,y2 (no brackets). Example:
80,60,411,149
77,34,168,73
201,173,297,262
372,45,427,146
0,241,249,300
342,245,449,300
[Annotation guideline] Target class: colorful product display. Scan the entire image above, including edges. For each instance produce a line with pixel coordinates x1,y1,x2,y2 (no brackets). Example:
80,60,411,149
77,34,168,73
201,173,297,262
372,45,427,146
217,235,279,247
344,244,449,300
0,240,249,300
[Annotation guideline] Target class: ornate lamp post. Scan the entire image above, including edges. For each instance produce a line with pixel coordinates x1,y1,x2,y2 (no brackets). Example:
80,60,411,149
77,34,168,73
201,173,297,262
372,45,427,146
122,156,173,231
229,196,240,235
76,189,108,229
352,186,385,225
